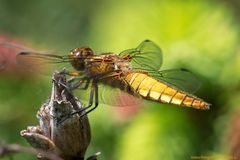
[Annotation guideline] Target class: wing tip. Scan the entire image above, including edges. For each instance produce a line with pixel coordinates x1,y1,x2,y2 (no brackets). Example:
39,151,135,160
143,39,154,44
180,68,189,72
18,51,29,55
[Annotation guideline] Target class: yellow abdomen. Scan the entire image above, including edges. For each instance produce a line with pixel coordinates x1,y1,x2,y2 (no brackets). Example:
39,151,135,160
125,72,210,110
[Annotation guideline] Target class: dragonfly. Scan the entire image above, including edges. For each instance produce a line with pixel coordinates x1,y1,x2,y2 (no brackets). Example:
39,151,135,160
15,40,210,116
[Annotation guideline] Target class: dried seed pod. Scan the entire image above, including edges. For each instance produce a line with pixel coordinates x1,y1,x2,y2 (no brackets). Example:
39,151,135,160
21,72,91,160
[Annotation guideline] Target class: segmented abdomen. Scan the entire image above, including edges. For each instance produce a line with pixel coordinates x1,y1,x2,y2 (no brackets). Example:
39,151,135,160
124,72,210,110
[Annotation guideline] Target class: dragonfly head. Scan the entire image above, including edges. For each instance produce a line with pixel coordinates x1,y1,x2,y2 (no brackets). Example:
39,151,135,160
69,47,93,71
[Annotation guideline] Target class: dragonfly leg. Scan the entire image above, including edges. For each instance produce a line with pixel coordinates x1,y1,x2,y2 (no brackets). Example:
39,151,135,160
52,78,76,98
70,72,123,117
68,78,90,90
59,69,82,77
81,79,91,90
79,72,124,116
71,81,98,117
81,81,99,117
85,81,95,109
59,69,85,90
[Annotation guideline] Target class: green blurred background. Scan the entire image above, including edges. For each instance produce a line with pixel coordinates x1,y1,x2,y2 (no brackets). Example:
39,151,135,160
0,0,240,159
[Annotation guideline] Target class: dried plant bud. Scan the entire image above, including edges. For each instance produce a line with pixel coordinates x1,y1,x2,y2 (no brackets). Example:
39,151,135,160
21,72,91,160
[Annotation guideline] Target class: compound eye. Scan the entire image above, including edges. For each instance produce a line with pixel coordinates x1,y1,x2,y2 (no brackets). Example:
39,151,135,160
84,48,94,56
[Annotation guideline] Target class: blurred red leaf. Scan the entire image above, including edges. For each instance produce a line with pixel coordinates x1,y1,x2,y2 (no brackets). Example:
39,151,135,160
0,35,34,75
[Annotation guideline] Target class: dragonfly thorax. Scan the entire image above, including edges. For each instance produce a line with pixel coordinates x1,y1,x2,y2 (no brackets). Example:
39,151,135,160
114,57,132,74
68,47,94,71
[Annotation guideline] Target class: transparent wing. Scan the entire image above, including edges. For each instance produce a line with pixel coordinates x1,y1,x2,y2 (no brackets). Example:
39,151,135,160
0,41,74,74
119,40,163,70
16,51,73,75
74,81,142,107
0,42,34,72
148,68,201,94
100,83,143,107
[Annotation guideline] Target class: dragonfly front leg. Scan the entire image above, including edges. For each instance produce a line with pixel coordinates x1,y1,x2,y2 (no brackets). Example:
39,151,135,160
59,69,82,77
68,78,90,90
56,76,88,94
58,70,86,90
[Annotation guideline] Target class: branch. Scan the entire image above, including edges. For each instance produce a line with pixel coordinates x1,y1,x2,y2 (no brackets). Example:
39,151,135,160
0,143,63,160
